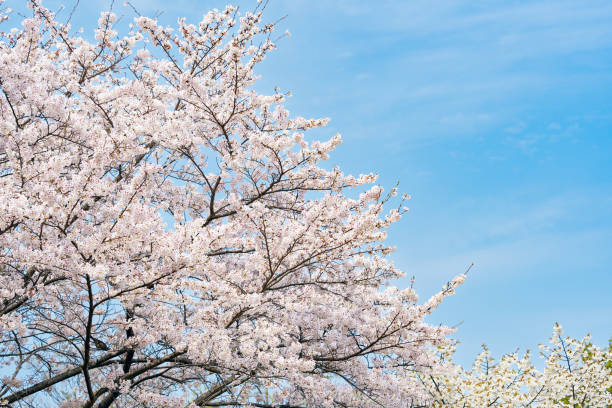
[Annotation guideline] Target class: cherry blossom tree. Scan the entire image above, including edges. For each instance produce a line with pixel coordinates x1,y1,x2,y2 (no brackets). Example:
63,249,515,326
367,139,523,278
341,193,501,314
417,324,612,407
0,2,465,407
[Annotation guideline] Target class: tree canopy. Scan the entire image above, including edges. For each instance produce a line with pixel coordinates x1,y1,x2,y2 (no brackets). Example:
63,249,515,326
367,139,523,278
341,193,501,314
0,2,462,407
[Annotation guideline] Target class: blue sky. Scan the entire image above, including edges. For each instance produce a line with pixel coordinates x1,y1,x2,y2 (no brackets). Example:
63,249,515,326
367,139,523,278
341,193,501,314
11,0,612,365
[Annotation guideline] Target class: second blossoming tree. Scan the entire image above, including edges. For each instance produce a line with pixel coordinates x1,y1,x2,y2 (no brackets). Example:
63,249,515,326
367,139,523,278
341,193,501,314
0,2,464,407
418,324,612,407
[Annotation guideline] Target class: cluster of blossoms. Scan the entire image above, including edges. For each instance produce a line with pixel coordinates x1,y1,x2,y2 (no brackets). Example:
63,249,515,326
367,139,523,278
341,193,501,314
416,324,612,407
0,2,464,407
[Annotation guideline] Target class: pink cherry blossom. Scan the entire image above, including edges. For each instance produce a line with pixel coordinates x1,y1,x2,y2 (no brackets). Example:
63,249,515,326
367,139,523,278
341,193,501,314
0,2,462,407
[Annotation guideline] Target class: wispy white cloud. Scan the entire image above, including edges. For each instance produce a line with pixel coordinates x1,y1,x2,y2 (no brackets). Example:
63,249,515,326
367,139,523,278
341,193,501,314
268,0,612,144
